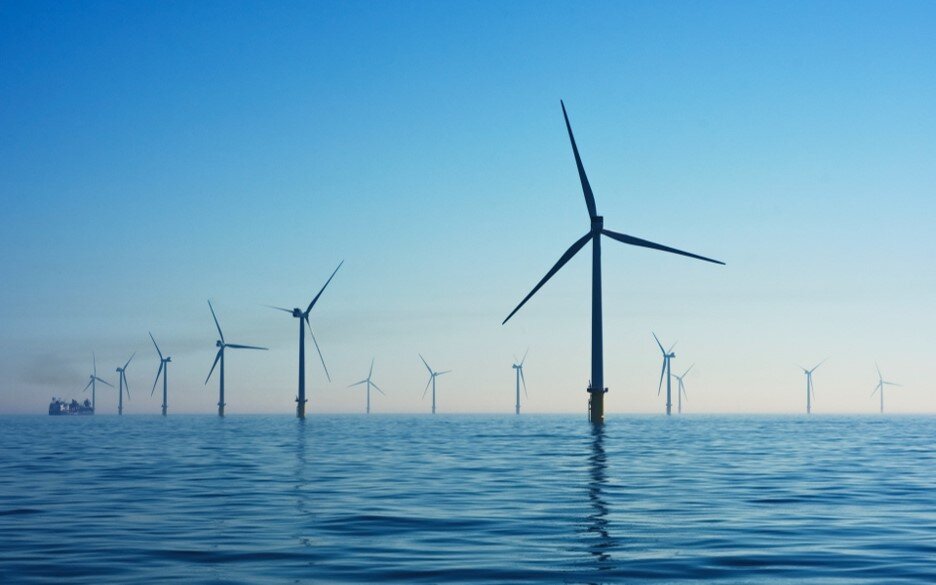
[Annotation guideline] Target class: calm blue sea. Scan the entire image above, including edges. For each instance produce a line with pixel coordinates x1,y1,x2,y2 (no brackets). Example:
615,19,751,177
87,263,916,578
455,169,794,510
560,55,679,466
0,414,934,584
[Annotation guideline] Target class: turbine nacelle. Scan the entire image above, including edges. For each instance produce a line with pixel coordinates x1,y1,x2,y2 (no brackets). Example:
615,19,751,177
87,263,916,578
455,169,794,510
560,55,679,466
291,308,303,318
590,215,604,232
216,340,223,348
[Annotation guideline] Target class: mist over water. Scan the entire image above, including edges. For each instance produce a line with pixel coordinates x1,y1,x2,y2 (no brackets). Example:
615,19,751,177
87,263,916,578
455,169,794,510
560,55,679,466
1,414,934,584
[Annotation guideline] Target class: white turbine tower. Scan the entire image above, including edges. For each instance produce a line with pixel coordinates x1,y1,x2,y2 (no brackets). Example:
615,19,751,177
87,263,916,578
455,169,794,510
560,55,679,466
673,364,693,414
512,350,529,415
653,333,677,415
348,358,386,414
799,359,826,414
872,363,901,413
82,352,112,412
419,354,450,414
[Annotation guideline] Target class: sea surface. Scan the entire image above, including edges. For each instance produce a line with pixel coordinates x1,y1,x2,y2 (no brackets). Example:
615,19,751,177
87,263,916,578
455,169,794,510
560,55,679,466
0,414,934,584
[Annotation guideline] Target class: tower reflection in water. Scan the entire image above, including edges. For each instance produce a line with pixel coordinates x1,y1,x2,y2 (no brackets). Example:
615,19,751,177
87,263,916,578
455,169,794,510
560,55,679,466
586,423,615,573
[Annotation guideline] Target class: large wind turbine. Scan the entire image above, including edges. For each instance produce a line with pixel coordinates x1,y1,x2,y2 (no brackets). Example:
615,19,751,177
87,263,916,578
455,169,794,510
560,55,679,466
82,352,112,412
267,262,342,419
502,101,724,423
799,359,826,414
653,333,677,415
348,358,385,414
149,332,172,416
872,363,901,414
673,364,693,414
419,354,450,414
512,350,528,415
115,353,134,415
205,300,267,417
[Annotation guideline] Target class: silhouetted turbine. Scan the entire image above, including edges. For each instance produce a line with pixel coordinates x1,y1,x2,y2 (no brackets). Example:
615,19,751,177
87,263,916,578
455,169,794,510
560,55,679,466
205,300,267,417
267,261,342,419
348,358,386,414
419,354,450,414
872,363,901,414
512,350,529,415
673,364,693,414
82,352,112,412
502,101,724,424
799,359,826,415
115,353,134,415
149,332,172,416
654,333,677,415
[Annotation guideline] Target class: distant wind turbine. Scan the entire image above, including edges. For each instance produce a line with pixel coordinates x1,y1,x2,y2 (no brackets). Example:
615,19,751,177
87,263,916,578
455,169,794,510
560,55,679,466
419,354,450,414
653,333,677,415
115,353,134,415
267,261,342,419
348,358,385,414
502,101,724,423
872,363,901,414
149,332,172,416
205,300,267,417
799,359,826,414
82,352,112,412
512,350,529,415
673,364,693,414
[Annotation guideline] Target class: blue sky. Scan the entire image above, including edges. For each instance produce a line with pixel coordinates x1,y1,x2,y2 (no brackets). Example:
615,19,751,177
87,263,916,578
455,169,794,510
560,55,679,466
1,1,934,414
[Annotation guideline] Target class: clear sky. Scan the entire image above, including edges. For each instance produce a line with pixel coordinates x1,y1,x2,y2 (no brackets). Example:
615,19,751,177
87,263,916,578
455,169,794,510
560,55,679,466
2,1,934,415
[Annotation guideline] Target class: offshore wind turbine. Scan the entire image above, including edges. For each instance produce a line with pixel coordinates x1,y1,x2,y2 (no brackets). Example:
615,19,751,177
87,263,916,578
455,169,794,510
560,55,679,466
502,101,724,423
872,363,901,413
205,300,267,417
267,261,342,419
512,350,529,415
149,332,172,416
82,352,112,412
653,333,677,415
673,364,693,414
348,358,385,414
419,354,450,414
115,353,134,415
799,359,826,414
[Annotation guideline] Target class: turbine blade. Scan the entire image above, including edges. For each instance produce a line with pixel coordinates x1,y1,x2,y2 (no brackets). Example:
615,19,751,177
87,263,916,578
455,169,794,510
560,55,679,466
371,382,386,396
93,351,97,377
208,300,224,343
560,100,598,219
520,348,529,367
436,370,451,376
205,349,222,384
307,317,330,383
124,375,130,399
422,377,432,399
149,332,163,360
884,382,902,387
123,352,135,371
265,305,294,314
657,360,667,396
520,368,528,398
83,379,93,391
502,232,592,325
369,358,374,379
683,364,694,377
226,343,268,350
602,229,725,265
813,358,828,372
151,362,164,396
305,261,344,315
871,383,880,397
347,380,367,388
875,362,882,380
94,376,113,387
419,354,432,375
652,332,665,354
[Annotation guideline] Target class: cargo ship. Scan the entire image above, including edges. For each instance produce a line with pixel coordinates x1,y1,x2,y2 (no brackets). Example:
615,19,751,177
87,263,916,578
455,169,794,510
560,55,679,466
49,398,94,415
